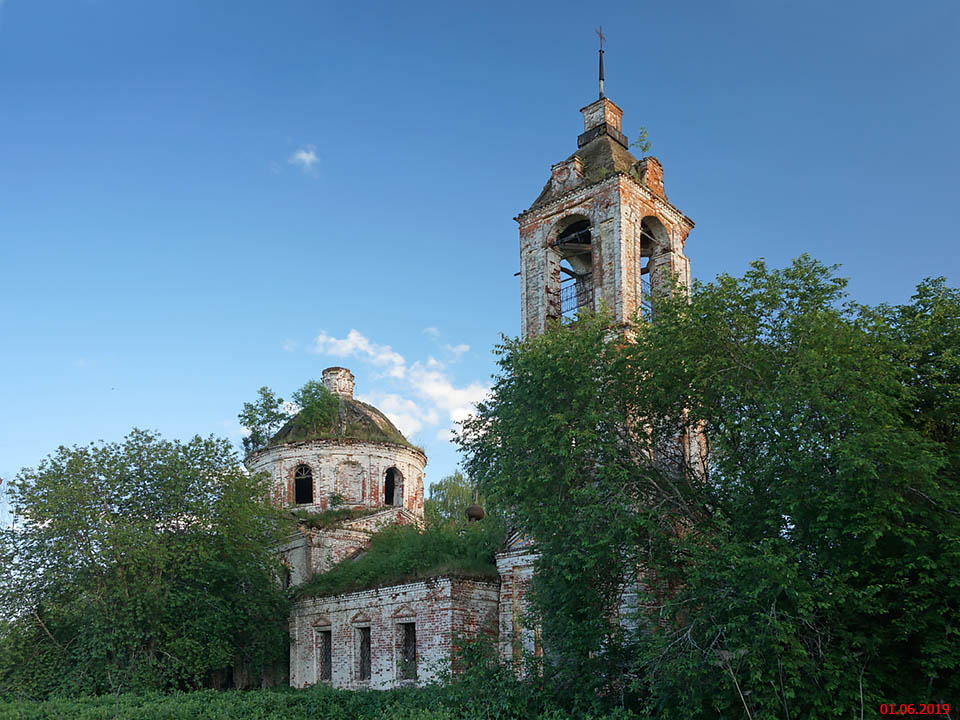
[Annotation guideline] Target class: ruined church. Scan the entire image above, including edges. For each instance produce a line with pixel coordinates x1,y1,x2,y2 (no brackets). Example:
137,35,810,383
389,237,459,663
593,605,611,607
246,71,695,689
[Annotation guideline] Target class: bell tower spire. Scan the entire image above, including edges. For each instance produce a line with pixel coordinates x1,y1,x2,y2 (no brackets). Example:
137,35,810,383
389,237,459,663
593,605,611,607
515,56,695,338
596,26,606,99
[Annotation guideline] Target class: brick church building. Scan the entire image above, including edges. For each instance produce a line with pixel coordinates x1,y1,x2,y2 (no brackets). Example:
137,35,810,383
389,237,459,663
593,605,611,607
247,78,695,689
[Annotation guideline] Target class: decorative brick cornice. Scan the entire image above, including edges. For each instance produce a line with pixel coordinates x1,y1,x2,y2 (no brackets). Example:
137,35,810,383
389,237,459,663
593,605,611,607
515,172,693,230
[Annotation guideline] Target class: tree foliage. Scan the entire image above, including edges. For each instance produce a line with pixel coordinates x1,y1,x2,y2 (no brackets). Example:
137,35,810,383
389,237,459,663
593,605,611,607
290,380,339,434
425,471,486,527
0,430,290,698
459,256,960,716
629,126,651,155
239,381,340,455
238,386,289,455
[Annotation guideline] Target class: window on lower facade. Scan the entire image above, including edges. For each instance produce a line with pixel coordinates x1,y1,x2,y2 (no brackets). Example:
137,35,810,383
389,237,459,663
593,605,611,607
398,622,417,680
357,626,371,681
316,629,332,682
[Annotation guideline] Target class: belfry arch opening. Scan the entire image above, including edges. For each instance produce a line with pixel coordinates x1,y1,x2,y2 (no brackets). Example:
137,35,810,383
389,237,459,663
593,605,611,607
384,467,403,506
639,216,669,314
294,464,314,505
554,217,593,319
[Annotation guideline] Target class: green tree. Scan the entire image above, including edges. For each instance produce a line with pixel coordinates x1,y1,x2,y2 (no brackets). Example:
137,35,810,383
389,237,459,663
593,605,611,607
290,380,339,433
238,386,290,454
880,277,960,474
629,126,651,155
0,430,290,698
425,471,483,527
460,310,642,703
459,257,960,716
239,381,340,455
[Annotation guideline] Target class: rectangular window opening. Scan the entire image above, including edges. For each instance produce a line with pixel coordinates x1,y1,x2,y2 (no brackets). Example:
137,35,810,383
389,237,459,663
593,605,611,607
357,626,371,681
399,622,417,680
317,629,332,682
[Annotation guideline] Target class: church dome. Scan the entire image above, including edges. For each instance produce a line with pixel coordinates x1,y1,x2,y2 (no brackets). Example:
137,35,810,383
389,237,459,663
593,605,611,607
246,367,426,517
267,367,414,449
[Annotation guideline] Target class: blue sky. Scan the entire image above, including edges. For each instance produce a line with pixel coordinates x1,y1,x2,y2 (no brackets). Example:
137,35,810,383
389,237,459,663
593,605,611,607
1,0,958,516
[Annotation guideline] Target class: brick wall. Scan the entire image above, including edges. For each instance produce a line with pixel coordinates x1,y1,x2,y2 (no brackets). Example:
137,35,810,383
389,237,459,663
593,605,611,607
495,548,540,664
289,578,498,690
247,440,426,518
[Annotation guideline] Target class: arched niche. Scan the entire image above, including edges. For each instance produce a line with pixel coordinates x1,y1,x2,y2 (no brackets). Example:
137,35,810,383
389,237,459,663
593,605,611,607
335,461,365,504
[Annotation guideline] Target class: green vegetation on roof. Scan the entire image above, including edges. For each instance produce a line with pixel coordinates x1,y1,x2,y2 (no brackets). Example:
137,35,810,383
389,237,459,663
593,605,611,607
290,505,382,531
529,134,639,211
295,521,505,599
240,381,418,456
269,396,413,449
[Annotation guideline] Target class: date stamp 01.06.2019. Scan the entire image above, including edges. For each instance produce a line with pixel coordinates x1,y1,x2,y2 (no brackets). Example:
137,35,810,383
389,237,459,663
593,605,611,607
879,704,950,716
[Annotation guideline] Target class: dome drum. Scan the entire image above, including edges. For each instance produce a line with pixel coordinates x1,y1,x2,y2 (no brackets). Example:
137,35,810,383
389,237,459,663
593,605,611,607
248,440,426,516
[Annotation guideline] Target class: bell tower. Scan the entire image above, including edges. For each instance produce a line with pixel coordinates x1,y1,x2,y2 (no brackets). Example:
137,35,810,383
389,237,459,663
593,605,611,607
515,57,695,338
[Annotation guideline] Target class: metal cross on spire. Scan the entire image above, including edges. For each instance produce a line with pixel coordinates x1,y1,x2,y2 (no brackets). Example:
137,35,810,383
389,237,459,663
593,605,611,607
596,26,606,99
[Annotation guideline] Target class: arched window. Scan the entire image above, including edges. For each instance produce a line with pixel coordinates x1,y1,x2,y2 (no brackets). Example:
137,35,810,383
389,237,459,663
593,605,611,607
294,464,313,505
384,467,403,506
555,218,593,319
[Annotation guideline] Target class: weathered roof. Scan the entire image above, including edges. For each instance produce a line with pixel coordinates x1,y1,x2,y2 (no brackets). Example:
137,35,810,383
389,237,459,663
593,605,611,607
528,134,639,211
268,395,413,449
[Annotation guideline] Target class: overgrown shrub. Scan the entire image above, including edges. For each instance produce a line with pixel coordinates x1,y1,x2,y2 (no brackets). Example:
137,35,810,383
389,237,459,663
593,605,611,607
0,431,289,699
290,505,381,530
296,521,505,598
0,683,644,720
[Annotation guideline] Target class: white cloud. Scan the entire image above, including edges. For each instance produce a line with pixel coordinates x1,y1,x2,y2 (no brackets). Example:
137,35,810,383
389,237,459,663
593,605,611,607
422,326,440,338
282,339,298,352
406,362,488,425
314,329,405,378
310,329,489,448
358,392,439,438
288,145,319,174
444,343,470,359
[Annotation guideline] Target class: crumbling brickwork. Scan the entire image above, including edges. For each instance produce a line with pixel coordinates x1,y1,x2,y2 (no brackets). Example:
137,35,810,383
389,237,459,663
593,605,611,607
495,544,540,664
289,578,498,690
247,440,426,515
278,507,424,585
244,369,432,639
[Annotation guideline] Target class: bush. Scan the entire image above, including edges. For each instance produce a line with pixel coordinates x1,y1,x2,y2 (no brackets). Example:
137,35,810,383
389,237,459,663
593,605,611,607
0,684,644,720
296,521,505,598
